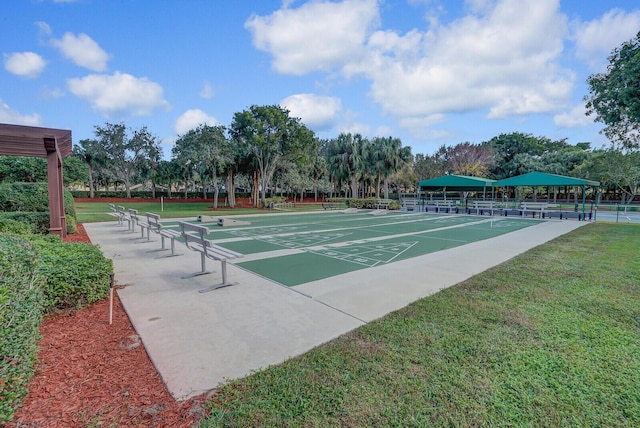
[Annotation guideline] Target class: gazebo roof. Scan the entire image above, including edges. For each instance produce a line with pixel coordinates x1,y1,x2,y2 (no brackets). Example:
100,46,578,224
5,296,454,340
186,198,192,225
418,174,496,191
0,123,72,158
494,172,599,187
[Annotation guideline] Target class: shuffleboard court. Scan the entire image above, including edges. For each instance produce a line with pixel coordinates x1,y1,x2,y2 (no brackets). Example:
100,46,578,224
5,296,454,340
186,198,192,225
223,212,543,286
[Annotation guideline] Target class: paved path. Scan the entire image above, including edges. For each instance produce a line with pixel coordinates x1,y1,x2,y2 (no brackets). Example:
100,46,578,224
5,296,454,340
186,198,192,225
85,216,586,400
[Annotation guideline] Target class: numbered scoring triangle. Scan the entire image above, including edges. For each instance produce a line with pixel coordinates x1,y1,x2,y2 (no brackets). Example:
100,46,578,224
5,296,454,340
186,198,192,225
309,241,418,267
261,232,351,249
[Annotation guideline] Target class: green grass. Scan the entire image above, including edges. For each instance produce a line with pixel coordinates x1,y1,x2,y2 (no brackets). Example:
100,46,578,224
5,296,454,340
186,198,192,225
202,223,640,427
74,200,328,223
74,201,264,223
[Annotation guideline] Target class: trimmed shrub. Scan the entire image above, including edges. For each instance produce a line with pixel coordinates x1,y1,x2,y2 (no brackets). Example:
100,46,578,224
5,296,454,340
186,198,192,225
0,218,35,235
0,182,76,220
264,196,286,208
27,236,113,312
65,214,77,235
0,212,50,234
0,212,77,235
0,234,44,424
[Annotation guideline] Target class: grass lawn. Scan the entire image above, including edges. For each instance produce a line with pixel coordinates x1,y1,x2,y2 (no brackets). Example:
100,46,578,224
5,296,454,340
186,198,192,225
203,223,640,427
73,200,326,223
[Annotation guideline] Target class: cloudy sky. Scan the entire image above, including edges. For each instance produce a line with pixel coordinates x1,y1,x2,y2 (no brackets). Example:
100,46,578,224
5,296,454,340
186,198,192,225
2,0,639,158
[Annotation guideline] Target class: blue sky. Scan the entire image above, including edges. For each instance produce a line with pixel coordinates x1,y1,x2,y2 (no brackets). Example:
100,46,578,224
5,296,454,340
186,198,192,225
2,0,640,159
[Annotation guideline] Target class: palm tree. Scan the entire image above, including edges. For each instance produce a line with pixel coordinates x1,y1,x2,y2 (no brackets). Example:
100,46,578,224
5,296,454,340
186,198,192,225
328,133,365,199
375,136,412,199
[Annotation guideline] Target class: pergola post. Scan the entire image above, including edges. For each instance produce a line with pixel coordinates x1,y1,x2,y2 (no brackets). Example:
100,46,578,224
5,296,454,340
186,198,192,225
44,137,67,238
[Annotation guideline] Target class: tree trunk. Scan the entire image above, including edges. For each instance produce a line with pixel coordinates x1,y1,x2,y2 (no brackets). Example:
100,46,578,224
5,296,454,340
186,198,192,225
253,171,259,207
125,174,131,198
351,175,357,199
87,163,94,198
226,169,236,208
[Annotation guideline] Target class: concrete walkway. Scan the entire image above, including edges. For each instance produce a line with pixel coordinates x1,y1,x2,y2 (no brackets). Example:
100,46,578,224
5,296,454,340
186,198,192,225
84,217,586,400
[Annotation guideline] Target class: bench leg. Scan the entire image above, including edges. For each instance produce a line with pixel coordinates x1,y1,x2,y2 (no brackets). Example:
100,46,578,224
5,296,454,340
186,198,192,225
153,236,183,259
182,252,214,278
199,260,238,293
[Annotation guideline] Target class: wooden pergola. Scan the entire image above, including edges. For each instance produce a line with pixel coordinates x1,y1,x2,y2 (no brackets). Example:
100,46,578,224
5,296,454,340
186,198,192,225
0,123,73,238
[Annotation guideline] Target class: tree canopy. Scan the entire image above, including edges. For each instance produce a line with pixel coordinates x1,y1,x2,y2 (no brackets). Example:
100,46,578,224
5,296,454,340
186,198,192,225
585,31,640,149
230,105,317,206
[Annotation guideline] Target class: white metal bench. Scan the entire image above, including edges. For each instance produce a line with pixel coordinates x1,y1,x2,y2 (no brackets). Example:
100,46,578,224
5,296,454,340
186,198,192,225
116,205,132,230
519,202,556,218
376,199,392,210
108,203,119,219
467,201,498,216
145,212,182,257
178,221,244,292
426,200,455,213
128,208,141,233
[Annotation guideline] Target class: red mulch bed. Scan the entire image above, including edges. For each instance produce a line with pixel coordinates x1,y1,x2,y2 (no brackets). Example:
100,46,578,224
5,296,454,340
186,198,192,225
7,223,207,427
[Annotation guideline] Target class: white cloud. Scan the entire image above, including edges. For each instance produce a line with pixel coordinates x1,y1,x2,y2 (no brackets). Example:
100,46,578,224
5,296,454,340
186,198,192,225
51,32,110,71
363,0,573,120
36,21,52,37
0,98,41,126
280,93,341,130
174,109,219,135
554,103,594,128
39,86,66,99
245,0,379,75
200,81,214,99
4,52,47,78
572,8,640,71
67,71,170,117
247,0,575,130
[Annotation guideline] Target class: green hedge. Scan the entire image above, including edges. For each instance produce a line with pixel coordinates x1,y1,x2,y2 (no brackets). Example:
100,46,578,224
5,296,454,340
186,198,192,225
0,218,36,235
337,197,400,210
0,234,44,424
0,212,76,235
0,212,50,234
70,190,250,199
28,235,113,312
0,228,113,423
0,182,76,220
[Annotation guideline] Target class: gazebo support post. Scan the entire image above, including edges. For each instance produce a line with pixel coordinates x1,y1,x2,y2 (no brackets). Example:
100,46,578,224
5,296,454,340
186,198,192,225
45,137,67,238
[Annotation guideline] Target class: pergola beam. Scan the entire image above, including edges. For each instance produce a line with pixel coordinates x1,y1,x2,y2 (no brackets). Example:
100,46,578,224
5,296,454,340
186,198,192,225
0,124,73,238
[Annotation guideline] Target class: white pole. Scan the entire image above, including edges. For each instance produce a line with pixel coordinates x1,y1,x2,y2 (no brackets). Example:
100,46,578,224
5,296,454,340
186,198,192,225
109,273,114,325
161,196,164,212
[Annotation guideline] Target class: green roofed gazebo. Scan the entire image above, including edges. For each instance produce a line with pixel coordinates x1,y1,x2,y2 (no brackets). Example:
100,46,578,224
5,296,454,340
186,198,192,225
493,171,599,188
494,172,600,219
418,174,496,192
418,175,497,206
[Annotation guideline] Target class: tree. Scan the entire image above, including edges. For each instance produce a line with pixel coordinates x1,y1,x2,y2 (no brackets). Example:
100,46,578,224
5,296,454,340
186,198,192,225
442,142,493,177
585,31,640,149
230,105,317,207
93,123,163,198
172,124,231,208
326,133,366,199
583,148,640,203
62,155,89,188
371,136,412,199
0,156,47,182
154,160,181,197
485,132,547,178
73,138,105,198
413,152,447,181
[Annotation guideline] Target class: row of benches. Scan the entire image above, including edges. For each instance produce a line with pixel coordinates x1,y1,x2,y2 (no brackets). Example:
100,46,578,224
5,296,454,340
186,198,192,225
400,200,590,220
109,204,243,293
